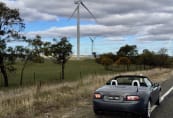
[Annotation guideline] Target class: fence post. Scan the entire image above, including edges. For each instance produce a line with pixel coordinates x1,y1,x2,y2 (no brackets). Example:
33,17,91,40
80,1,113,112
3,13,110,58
80,72,82,79
95,71,97,76
0,74,2,87
34,72,36,84
60,72,62,81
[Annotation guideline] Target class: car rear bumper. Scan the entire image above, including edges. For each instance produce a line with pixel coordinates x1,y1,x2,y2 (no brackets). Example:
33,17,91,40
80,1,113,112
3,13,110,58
93,99,146,115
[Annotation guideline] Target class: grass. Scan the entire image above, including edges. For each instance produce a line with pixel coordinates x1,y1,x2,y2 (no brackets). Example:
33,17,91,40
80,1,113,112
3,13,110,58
1,59,109,87
1,59,149,87
0,68,172,118
0,58,154,88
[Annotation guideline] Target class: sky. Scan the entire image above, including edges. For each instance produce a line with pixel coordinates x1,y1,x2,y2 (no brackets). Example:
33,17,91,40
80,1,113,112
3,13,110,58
1,0,173,55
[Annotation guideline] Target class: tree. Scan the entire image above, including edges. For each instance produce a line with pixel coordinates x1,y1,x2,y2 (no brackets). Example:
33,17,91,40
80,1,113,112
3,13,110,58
96,53,116,64
117,45,138,63
5,46,17,73
138,49,155,69
157,48,169,68
20,36,44,86
115,57,131,71
30,35,44,63
51,37,72,80
15,45,25,58
19,46,30,86
100,56,114,69
0,2,24,87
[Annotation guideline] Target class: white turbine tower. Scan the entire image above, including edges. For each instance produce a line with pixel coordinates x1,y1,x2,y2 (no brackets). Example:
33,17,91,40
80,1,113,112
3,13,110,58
69,0,96,60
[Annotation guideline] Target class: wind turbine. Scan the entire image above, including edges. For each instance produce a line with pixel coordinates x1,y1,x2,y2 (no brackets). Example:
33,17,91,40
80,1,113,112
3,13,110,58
69,0,96,60
89,36,96,55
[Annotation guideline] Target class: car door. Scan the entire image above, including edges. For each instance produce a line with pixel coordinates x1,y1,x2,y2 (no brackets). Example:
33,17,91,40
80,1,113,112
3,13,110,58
150,85,159,103
144,78,158,104
152,83,160,102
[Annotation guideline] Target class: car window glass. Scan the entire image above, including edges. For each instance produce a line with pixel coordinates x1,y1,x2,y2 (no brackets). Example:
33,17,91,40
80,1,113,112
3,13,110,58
140,78,143,83
116,77,132,85
144,78,152,87
107,76,150,87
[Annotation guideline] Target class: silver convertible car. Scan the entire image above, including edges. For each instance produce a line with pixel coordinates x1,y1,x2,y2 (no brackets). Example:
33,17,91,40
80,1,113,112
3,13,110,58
93,75,161,118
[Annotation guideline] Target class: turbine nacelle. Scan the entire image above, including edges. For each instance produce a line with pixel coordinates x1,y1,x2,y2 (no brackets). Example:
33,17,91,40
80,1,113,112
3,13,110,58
74,0,82,4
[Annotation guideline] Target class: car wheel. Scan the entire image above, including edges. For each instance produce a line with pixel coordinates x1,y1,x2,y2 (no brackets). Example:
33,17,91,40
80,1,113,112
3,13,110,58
142,101,151,118
156,92,161,105
94,109,101,115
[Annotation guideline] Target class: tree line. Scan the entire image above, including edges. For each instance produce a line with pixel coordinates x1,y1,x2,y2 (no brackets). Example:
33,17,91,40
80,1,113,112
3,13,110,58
96,44,172,70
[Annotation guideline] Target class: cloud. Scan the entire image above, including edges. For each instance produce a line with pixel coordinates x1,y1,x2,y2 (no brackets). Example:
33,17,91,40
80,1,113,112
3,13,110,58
2,0,173,42
147,24,173,35
138,34,172,41
1,0,57,21
26,24,137,40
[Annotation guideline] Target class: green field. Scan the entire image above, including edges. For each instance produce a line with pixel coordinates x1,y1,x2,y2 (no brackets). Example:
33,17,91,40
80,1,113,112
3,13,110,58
0,59,111,87
0,59,150,88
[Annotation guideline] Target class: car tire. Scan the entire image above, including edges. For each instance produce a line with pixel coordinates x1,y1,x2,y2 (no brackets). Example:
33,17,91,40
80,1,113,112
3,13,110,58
142,101,151,118
94,109,101,115
156,92,161,105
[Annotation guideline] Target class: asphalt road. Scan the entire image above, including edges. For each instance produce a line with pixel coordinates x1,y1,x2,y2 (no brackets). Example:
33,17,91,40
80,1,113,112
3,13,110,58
151,75,173,118
151,91,173,118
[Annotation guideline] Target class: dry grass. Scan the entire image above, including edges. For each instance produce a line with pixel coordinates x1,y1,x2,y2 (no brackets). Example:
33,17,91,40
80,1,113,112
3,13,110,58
0,68,172,118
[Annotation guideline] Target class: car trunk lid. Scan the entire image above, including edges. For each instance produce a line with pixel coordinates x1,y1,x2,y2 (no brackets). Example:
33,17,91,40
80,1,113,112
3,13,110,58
96,85,139,102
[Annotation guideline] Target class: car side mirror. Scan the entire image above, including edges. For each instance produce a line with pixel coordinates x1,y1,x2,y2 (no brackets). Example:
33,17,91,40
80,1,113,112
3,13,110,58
153,83,159,87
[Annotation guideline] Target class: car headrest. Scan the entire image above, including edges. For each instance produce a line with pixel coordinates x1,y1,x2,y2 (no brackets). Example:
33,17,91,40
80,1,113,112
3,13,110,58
132,80,140,87
111,80,118,86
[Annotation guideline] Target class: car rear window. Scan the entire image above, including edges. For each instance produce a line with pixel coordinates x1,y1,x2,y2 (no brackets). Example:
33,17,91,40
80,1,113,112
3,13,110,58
107,76,147,87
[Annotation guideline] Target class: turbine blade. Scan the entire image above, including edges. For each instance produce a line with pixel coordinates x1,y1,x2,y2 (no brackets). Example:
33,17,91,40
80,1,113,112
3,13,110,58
68,6,78,21
89,37,93,42
81,2,97,22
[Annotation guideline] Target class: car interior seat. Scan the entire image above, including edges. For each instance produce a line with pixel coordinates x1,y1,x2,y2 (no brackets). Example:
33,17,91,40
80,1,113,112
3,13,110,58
111,80,118,86
132,80,140,87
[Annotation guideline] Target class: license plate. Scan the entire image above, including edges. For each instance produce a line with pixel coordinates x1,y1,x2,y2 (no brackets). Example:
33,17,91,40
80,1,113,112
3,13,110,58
108,96,120,100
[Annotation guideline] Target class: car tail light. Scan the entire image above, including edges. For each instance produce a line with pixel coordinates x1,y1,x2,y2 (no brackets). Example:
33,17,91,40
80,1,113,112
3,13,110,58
126,95,140,101
94,93,102,99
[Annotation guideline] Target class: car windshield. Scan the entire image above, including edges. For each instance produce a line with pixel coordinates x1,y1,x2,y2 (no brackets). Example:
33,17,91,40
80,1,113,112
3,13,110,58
107,76,151,87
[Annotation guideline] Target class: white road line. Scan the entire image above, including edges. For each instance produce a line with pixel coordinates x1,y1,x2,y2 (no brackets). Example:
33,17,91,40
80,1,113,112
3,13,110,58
151,86,173,112
160,86,173,102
